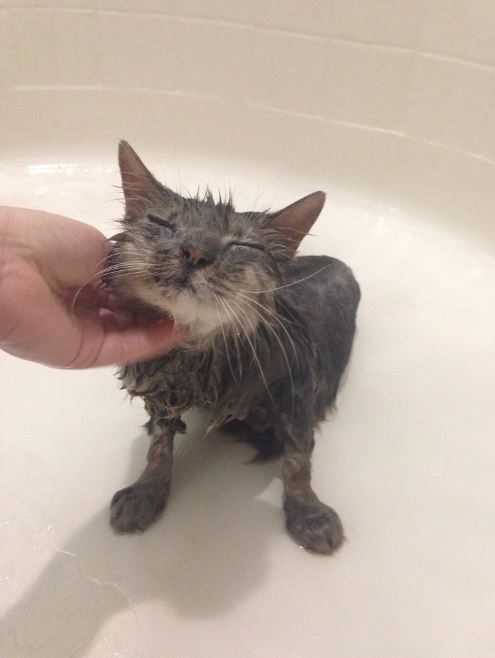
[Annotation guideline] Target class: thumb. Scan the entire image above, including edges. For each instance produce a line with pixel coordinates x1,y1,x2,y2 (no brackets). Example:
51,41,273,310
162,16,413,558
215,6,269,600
8,207,110,289
74,320,185,368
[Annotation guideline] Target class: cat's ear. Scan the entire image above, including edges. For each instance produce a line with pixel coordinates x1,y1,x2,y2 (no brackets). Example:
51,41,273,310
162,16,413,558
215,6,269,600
266,191,325,257
118,140,165,218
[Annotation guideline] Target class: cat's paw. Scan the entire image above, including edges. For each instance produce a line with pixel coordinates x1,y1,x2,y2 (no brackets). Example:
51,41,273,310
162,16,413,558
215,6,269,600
284,495,345,554
110,482,169,533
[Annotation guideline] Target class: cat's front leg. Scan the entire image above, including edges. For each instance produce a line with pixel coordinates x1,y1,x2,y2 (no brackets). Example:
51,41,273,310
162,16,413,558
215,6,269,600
110,400,185,533
277,417,344,554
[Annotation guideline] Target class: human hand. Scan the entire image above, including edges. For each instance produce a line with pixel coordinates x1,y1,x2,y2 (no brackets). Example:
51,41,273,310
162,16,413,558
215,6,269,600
0,207,183,368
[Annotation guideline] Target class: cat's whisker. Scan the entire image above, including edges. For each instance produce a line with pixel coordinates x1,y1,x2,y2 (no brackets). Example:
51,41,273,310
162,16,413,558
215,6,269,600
228,295,259,352
222,297,274,403
231,294,295,419
234,291,300,371
108,268,151,278
101,267,152,281
215,294,241,378
71,271,115,313
213,293,239,386
232,300,297,416
102,262,149,273
104,261,151,271
272,296,303,328
233,263,333,295
70,253,117,312
215,295,243,381
71,262,153,313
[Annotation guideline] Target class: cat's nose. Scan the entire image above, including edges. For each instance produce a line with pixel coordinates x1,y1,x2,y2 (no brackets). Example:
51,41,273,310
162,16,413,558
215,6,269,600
181,243,211,268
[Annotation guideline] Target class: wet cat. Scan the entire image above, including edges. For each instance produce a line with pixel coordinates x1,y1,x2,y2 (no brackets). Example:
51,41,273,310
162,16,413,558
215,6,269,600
105,141,360,554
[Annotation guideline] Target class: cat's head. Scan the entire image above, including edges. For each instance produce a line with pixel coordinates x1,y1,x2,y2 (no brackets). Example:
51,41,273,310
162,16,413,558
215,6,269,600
107,141,325,339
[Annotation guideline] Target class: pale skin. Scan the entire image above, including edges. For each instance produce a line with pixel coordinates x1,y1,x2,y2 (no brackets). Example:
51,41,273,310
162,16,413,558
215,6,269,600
0,207,183,368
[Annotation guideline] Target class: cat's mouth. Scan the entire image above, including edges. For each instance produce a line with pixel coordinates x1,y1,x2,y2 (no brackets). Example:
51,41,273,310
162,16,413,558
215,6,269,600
126,268,254,339
157,266,212,299
159,277,200,299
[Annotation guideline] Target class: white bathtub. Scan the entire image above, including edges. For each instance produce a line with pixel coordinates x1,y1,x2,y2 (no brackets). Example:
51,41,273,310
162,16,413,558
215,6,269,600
1,2,494,657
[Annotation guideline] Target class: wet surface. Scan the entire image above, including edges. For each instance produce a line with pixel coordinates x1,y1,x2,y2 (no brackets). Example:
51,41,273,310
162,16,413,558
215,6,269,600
1,159,494,657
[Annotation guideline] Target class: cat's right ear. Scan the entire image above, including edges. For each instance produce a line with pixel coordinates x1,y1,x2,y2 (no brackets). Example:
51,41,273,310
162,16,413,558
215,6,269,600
118,140,164,219
265,191,325,258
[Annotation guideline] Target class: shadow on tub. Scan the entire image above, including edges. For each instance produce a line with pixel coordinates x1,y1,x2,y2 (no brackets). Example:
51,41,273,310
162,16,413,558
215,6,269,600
0,419,281,657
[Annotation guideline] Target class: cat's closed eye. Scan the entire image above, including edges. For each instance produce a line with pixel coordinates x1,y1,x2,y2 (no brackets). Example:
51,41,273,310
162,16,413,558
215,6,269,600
147,213,175,231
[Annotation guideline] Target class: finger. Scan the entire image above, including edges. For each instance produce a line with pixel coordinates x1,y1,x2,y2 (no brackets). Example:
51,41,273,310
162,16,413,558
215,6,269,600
0,267,92,367
62,286,128,312
88,320,184,367
0,260,181,368
97,308,135,331
8,207,112,288
42,218,111,288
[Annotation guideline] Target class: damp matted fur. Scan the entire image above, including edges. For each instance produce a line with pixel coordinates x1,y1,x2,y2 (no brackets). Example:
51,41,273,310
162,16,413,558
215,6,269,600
104,141,360,554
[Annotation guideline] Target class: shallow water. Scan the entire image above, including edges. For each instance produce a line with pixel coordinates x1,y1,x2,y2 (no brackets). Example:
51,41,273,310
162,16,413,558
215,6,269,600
1,158,494,658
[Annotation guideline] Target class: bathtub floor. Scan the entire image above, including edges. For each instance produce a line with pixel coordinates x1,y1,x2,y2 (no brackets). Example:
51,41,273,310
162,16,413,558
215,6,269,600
1,156,494,658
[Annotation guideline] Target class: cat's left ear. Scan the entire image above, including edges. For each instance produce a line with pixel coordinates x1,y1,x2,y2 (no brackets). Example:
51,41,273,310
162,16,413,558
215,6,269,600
118,140,170,219
265,191,325,257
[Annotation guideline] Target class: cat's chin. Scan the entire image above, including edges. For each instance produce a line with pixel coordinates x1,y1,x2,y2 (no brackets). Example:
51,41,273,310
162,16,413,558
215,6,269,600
150,288,230,341
127,281,259,344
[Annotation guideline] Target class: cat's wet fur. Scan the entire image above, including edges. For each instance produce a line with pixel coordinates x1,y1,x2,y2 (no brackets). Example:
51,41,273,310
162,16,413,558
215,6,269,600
105,141,360,554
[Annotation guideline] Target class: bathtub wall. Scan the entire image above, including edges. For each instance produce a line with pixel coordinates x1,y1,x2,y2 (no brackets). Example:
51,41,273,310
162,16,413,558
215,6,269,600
1,0,495,235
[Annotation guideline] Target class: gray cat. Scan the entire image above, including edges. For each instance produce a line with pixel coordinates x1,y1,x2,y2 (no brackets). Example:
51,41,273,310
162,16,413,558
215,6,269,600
105,141,360,554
